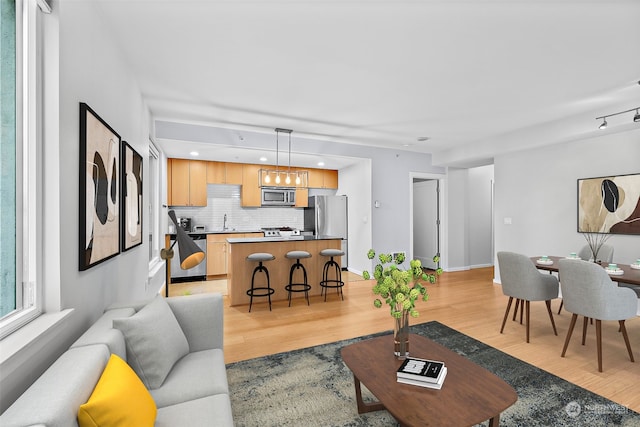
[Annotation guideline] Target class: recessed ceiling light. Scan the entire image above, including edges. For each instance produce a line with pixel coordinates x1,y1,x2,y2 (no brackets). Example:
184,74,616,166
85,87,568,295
317,161,325,167
259,156,268,162
190,151,199,156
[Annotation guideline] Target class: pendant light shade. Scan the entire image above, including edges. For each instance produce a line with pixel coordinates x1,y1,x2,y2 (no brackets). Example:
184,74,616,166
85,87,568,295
168,210,205,269
160,210,206,296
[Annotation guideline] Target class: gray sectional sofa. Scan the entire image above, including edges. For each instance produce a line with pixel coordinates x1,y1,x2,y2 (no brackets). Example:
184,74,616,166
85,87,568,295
0,293,234,426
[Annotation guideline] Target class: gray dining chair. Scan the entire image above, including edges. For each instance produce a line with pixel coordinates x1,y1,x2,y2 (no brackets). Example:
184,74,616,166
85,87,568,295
497,251,559,343
558,259,636,372
558,244,615,315
578,244,614,263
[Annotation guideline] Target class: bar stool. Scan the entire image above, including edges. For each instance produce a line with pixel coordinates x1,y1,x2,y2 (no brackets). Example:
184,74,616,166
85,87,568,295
319,248,345,301
285,250,312,306
246,252,276,312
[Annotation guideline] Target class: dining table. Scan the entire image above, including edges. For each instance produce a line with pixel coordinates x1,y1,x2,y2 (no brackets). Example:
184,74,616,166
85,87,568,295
531,256,640,294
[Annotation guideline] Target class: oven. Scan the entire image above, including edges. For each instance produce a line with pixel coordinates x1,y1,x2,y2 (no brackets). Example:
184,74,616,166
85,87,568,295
170,233,207,282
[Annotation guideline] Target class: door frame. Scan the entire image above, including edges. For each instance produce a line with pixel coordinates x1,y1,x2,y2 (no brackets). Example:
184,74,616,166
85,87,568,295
409,172,447,271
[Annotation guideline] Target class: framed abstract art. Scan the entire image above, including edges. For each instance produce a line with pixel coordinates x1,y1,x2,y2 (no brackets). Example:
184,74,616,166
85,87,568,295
121,141,143,251
577,173,640,235
79,103,121,270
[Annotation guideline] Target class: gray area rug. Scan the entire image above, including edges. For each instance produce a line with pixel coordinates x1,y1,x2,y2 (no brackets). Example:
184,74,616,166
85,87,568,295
226,321,640,426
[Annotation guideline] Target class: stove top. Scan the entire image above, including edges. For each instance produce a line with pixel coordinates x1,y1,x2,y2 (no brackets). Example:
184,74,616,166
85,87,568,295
261,227,300,237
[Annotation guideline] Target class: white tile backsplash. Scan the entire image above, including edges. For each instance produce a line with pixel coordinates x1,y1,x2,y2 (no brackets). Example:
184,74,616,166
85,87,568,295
169,184,304,232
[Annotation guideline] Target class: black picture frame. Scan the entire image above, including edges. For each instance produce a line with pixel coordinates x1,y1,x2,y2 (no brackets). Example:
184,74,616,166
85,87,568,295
577,173,640,235
121,141,143,251
79,103,121,270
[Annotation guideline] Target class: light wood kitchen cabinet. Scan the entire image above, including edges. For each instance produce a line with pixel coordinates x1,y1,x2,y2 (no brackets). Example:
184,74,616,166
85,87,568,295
295,188,309,207
167,158,173,205
207,232,262,276
206,234,229,275
169,159,207,206
308,168,338,189
241,164,262,207
323,169,338,189
225,162,243,184
207,161,244,185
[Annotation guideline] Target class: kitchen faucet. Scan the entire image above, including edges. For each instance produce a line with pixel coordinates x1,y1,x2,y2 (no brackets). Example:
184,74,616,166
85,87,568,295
223,214,228,230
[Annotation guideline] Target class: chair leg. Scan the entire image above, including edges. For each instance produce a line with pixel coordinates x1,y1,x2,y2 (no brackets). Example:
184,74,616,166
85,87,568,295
581,316,589,345
557,300,563,315
519,300,524,324
619,320,635,363
512,299,520,321
545,300,557,335
500,297,514,334
596,320,603,372
561,313,578,357
525,300,531,343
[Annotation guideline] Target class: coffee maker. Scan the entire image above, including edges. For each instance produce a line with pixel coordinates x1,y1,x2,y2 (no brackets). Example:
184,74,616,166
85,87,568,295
178,217,192,232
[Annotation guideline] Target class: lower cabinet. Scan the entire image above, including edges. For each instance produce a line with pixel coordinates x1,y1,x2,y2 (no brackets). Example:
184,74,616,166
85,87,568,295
206,233,264,276
206,235,228,276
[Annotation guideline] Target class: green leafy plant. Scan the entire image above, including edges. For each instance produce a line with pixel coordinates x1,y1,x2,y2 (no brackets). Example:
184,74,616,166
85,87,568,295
363,249,442,318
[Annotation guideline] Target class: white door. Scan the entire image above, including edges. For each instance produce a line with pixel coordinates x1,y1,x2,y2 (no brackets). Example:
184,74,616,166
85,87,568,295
413,180,439,270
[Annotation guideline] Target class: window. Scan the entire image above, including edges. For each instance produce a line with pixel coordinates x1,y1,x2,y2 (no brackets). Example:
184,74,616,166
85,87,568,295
1,0,18,320
0,0,47,339
148,140,160,263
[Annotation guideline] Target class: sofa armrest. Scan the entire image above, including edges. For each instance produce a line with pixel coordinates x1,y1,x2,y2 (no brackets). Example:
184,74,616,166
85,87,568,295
166,294,223,352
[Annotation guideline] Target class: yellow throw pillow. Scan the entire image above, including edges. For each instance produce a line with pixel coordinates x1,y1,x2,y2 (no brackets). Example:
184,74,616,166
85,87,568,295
78,354,157,427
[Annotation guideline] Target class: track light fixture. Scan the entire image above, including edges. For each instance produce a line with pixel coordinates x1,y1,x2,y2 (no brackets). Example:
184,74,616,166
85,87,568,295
596,106,640,130
599,118,607,130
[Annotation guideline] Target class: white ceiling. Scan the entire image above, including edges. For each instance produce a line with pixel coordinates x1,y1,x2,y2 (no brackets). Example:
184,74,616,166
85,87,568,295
94,0,640,169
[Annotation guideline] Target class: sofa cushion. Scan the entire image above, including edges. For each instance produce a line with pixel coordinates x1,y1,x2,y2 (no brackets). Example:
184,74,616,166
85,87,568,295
0,345,110,427
150,348,228,408
113,296,189,389
70,307,135,360
78,354,157,427
155,394,234,427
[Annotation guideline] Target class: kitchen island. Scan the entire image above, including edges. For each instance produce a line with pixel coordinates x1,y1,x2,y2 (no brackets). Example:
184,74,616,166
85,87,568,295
227,235,343,307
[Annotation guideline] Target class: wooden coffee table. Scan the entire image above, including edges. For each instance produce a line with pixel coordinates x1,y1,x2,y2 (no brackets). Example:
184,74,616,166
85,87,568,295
341,333,517,426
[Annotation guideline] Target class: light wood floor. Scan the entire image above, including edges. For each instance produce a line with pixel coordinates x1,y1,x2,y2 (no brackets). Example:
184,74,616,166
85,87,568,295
169,268,640,414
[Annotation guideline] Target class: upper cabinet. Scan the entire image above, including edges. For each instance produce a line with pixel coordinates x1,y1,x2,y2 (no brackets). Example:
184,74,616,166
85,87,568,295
241,164,262,207
168,159,207,206
207,161,243,185
308,168,338,189
168,159,338,207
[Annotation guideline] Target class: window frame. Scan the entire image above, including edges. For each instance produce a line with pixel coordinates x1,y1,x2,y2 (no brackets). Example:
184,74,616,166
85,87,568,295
0,0,46,339
148,139,161,267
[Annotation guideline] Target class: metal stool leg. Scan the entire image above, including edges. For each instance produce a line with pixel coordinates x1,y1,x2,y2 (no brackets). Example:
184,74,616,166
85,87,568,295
286,259,311,306
247,262,273,312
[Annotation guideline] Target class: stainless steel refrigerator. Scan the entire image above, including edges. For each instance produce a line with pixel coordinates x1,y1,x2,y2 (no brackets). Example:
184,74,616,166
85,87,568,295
304,195,348,269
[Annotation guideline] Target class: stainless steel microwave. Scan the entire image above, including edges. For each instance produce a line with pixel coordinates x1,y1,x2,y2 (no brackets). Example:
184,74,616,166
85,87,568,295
261,187,296,206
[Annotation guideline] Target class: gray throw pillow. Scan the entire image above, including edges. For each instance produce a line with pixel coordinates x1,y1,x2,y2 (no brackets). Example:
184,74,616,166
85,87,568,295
113,296,189,389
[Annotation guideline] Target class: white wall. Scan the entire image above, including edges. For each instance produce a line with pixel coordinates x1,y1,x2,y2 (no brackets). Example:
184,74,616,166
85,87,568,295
468,165,494,268
337,159,372,275
494,129,640,282
446,168,469,270
1,0,156,411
